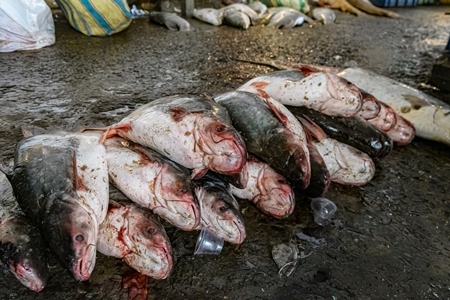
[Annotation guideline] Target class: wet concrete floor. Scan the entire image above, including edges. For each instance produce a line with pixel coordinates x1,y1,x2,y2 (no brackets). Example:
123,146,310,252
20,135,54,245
1,4,450,300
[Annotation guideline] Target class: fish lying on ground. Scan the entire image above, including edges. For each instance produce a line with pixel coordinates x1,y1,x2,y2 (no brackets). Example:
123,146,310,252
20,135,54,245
312,7,336,24
193,172,246,244
221,3,261,24
267,9,305,29
288,105,393,158
266,7,315,24
299,116,376,186
357,91,381,120
0,170,49,292
249,1,268,15
104,137,200,231
193,8,224,26
222,9,251,29
346,0,400,18
228,155,295,218
337,67,450,146
238,69,363,117
214,91,311,190
100,95,247,181
149,12,192,31
98,200,173,300
6,131,109,281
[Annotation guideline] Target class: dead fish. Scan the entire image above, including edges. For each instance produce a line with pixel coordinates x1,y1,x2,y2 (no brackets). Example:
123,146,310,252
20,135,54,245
97,200,173,279
305,143,331,197
337,67,449,146
214,91,311,190
287,105,393,158
364,101,397,132
238,68,363,117
0,170,49,292
222,9,251,29
312,7,336,24
104,137,200,231
267,10,305,29
346,0,400,18
102,95,247,180
385,113,415,146
221,3,261,24
7,132,109,281
193,8,224,26
229,156,295,219
149,12,192,31
357,91,381,120
193,172,246,244
267,7,315,24
249,1,268,15
299,116,375,186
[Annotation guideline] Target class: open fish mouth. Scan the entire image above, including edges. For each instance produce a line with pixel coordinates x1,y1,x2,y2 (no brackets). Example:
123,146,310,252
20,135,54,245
72,244,96,281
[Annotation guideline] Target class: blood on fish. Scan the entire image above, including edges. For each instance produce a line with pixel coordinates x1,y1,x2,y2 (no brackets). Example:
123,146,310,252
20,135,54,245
169,107,187,122
250,81,269,89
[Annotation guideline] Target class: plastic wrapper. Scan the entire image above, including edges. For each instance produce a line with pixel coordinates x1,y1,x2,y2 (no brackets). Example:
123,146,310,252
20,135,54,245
0,0,55,52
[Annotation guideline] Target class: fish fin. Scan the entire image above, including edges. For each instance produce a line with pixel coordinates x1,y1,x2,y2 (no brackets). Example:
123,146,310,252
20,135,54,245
98,124,132,144
0,157,14,177
21,125,46,137
256,90,291,126
250,81,269,90
297,115,327,141
169,107,188,122
191,168,208,180
299,65,320,76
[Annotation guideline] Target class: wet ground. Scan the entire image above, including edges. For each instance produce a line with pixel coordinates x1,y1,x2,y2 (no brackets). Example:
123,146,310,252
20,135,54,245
1,4,450,300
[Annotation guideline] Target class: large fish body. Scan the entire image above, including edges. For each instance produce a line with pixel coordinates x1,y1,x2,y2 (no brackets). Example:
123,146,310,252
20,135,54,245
267,9,304,29
215,91,311,190
337,67,450,146
0,171,49,292
222,9,251,29
98,201,173,279
287,105,393,158
111,95,247,177
238,70,363,117
193,8,224,26
229,156,295,219
221,3,261,24
104,137,200,231
8,132,109,281
193,172,246,244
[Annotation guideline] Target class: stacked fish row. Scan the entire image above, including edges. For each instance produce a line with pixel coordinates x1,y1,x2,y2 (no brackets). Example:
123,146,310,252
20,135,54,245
0,64,416,294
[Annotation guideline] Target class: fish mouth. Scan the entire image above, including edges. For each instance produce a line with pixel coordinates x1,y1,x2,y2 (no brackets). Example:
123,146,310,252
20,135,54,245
72,244,96,281
256,189,295,218
11,261,46,293
210,139,247,175
156,245,173,279
232,220,246,244
154,201,200,231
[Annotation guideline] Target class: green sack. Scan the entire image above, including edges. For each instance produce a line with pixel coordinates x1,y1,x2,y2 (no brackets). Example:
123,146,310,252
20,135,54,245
56,0,132,36
260,0,310,13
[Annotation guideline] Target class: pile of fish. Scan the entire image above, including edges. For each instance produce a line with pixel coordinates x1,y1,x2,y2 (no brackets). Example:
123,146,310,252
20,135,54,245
2,63,449,298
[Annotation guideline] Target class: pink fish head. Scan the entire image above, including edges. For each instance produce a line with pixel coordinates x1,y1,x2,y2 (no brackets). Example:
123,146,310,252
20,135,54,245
9,259,47,292
197,119,247,175
359,92,381,120
387,116,416,145
325,74,363,117
332,144,375,186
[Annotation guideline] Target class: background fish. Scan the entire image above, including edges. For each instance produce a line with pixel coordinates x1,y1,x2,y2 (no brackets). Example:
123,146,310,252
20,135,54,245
312,7,336,25
149,12,192,31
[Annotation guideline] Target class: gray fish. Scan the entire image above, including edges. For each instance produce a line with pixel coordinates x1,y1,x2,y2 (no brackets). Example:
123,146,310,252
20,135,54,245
221,3,261,24
214,91,311,190
312,8,336,25
192,8,224,26
249,1,268,15
267,7,315,24
149,12,192,31
222,9,251,29
193,172,246,244
267,10,305,29
0,170,49,292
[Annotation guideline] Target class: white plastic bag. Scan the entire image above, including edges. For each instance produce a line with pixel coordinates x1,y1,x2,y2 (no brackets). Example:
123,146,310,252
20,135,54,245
0,0,55,52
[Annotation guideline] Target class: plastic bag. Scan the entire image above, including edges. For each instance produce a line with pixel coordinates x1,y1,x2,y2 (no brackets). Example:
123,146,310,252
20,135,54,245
56,0,132,36
0,0,55,52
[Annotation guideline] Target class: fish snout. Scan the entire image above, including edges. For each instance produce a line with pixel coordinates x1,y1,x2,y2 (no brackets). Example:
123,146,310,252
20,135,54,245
209,139,247,175
72,244,96,281
12,261,47,293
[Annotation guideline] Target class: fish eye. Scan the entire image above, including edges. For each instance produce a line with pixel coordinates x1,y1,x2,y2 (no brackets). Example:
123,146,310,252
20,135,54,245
147,227,157,235
180,187,188,194
278,179,287,184
219,205,229,212
346,81,352,85
216,125,226,133
75,234,84,242
413,104,421,110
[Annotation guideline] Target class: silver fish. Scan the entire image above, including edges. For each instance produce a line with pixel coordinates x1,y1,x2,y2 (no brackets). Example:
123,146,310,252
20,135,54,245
268,10,304,29
193,8,224,26
312,8,336,25
222,9,251,29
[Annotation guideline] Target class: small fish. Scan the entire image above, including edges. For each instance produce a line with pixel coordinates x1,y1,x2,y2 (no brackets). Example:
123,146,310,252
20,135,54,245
149,12,192,31
249,1,268,15
99,95,247,180
97,200,173,279
221,3,261,24
238,69,363,117
104,137,200,231
193,8,224,26
267,10,304,29
312,7,336,24
266,7,315,24
338,67,450,146
229,156,295,219
222,9,251,29
193,172,246,244
0,170,49,292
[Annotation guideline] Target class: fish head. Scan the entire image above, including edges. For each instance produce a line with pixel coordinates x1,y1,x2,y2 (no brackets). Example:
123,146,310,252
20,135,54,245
123,206,173,279
359,92,381,119
9,256,48,292
153,164,200,231
325,73,363,116
387,116,416,145
196,186,246,244
331,143,375,186
253,164,295,218
372,103,397,132
42,193,97,281
196,118,247,175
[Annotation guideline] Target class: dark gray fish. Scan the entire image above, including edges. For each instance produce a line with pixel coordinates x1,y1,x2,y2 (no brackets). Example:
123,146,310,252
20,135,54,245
0,170,49,292
222,9,251,29
149,12,192,31
214,91,311,190
193,172,246,244
304,143,331,197
268,10,305,29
